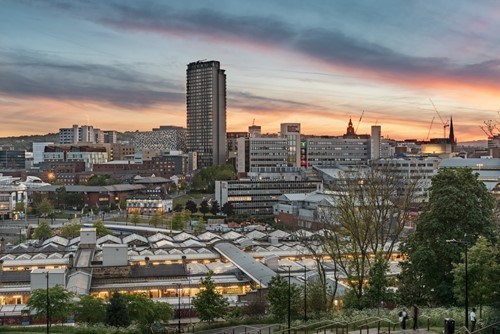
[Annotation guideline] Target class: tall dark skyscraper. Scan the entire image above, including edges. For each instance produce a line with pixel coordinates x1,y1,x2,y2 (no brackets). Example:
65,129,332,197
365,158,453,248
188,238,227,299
186,60,227,169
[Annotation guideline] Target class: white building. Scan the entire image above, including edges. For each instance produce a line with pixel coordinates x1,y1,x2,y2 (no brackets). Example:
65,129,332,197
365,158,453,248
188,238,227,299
32,142,54,165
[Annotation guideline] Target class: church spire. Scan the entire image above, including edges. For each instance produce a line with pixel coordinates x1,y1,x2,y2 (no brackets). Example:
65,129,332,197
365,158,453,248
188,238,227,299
449,116,455,143
346,117,356,137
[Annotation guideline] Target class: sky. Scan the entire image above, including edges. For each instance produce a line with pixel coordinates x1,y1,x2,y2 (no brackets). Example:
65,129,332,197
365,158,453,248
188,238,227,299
1,0,500,141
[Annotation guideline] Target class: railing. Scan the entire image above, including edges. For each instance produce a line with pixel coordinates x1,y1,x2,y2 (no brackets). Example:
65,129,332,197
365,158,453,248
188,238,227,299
356,317,399,334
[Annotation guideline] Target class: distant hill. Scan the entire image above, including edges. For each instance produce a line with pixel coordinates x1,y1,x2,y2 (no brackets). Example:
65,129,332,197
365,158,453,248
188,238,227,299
0,131,137,151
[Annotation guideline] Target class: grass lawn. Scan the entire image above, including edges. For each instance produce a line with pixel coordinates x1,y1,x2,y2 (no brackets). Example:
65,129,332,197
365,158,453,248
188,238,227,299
173,193,208,207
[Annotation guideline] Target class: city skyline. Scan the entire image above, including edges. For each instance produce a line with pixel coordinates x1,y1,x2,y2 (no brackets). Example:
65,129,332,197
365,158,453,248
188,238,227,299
1,1,500,141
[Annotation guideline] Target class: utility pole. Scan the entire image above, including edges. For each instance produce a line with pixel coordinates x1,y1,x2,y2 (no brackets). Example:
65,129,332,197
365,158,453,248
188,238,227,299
446,235,469,329
46,271,50,334
303,265,307,322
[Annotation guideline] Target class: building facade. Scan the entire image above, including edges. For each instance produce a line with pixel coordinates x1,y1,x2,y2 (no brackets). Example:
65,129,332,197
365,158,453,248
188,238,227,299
133,126,186,154
186,61,227,168
215,179,323,215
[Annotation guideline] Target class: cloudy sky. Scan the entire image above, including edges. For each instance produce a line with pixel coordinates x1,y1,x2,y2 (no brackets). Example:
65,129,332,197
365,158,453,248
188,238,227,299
1,0,499,141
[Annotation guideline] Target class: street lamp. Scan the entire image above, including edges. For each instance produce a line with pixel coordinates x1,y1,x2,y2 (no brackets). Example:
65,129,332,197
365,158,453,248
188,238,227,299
302,264,307,322
45,271,50,334
446,236,469,329
280,265,292,334
177,283,182,333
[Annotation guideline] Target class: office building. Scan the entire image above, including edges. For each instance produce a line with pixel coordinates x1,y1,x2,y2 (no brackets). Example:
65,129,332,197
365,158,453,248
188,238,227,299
280,123,301,168
133,126,186,154
0,150,27,170
215,179,323,215
186,61,226,168
59,125,117,145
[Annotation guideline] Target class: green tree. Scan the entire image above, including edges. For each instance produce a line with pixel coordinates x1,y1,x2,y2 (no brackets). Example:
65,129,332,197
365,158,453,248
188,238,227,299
27,285,74,325
452,236,500,313
170,212,185,230
93,220,111,237
60,221,82,239
221,202,235,216
192,272,229,324
362,252,395,310
401,168,496,305
191,165,235,192
105,292,130,327
74,295,106,324
210,200,220,216
199,200,209,216
150,212,163,227
33,221,53,240
130,211,141,226
123,293,173,326
267,275,301,322
195,217,207,234
87,174,120,186
14,201,25,213
185,200,197,213
37,198,54,217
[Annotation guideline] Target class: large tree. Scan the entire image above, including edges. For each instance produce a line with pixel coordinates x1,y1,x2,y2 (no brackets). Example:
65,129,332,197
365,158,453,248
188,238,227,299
322,163,421,303
36,198,54,218
149,212,163,227
191,164,235,192
199,200,209,216
267,275,301,322
33,221,53,240
400,168,496,305
192,272,229,324
105,292,130,327
210,200,220,216
27,285,74,325
59,221,82,239
185,200,197,213
74,295,106,324
452,236,500,314
122,293,173,326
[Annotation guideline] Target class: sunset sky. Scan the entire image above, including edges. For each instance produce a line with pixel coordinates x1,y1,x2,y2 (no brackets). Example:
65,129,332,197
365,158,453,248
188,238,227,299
1,1,499,141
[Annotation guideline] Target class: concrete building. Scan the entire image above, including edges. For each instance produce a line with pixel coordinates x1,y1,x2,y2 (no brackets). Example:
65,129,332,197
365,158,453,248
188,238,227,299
59,125,117,145
133,126,186,154
227,132,248,167
280,123,301,168
186,61,226,168
215,179,323,215
43,145,108,171
32,142,54,165
0,176,27,220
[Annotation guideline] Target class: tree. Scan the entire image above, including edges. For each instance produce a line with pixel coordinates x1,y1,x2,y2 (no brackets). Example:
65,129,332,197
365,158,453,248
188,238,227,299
74,295,106,324
267,275,301,322
15,201,25,214
221,202,235,216
93,220,111,237
185,200,197,213
362,252,396,310
173,203,184,212
87,174,120,186
170,212,185,230
150,212,163,227
60,221,82,239
36,198,54,217
130,212,141,226
27,285,74,325
452,236,500,314
199,200,209,216
122,293,173,326
195,217,207,234
210,200,220,216
33,221,53,240
322,164,420,304
105,292,130,327
401,168,496,305
191,164,236,192
192,272,229,324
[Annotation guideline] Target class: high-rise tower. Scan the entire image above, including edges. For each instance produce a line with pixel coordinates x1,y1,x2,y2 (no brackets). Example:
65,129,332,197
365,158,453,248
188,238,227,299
186,60,227,168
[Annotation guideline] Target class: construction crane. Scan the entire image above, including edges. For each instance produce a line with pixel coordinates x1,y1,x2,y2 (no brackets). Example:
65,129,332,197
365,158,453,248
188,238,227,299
426,116,435,141
429,98,449,137
356,110,364,133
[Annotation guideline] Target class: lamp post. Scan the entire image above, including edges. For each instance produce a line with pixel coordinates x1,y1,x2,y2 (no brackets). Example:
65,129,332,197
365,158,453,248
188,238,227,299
446,236,469,329
303,264,307,322
280,265,292,334
177,283,182,333
45,271,50,334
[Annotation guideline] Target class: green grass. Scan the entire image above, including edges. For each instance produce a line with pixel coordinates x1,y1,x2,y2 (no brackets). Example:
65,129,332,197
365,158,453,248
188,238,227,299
173,193,208,207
